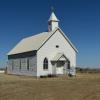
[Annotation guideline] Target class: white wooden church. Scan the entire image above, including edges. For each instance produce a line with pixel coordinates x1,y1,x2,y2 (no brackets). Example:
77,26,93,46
7,11,78,77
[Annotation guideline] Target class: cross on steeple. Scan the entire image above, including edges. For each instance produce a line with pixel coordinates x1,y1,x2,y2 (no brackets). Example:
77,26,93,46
51,6,55,12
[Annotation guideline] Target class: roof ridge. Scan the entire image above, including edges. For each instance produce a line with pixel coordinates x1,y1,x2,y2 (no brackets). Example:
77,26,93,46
23,32,49,40
7,27,78,55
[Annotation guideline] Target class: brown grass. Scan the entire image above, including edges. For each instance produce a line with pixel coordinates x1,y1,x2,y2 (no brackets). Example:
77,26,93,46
0,73,100,100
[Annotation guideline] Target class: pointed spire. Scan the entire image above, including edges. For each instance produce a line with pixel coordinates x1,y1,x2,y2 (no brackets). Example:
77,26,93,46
48,8,59,31
48,11,59,22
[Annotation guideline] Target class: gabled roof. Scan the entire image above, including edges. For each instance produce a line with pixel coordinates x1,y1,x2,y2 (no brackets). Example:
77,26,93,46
7,27,78,55
57,28,78,53
38,27,78,52
52,53,66,61
48,12,59,22
7,32,51,55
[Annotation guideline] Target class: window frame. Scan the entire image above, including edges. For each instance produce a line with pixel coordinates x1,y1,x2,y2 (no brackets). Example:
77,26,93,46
67,60,70,69
19,59,21,70
12,60,14,70
27,58,29,71
43,58,48,70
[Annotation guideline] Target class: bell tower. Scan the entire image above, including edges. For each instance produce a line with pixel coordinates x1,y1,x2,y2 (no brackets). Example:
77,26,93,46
48,11,59,31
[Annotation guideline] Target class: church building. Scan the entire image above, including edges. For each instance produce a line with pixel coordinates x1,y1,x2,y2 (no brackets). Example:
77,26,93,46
7,11,78,77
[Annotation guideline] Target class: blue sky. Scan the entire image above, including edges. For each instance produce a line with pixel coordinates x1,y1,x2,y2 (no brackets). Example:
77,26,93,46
0,0,100,68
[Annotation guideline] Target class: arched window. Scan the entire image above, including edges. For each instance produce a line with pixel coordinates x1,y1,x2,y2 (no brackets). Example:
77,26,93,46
43,58,48,70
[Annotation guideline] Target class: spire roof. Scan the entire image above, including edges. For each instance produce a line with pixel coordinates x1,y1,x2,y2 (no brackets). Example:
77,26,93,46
48,12,59,22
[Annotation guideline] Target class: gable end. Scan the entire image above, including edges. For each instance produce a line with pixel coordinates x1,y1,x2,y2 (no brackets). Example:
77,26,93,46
37,28,78,53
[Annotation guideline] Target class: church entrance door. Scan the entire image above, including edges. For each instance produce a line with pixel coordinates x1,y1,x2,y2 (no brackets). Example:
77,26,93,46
56,61,65,74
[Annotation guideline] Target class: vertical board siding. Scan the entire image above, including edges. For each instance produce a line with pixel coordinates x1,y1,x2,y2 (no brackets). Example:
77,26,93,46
7,56,37,76
29,57,37,72
21,58,27,71
13,59,20,71
7,60,13,73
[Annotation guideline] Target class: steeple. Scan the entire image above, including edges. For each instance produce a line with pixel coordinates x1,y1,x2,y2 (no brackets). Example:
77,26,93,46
48,11,59,31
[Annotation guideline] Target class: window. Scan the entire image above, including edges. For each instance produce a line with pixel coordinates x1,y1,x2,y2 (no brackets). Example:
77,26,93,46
11,60,14,70
27,58,29,70
43,58,48,70
67,60,70,69
56,45,59,48
19,59,21,70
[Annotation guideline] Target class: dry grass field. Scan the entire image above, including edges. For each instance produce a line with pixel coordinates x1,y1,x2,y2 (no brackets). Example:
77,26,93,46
0,73,100,100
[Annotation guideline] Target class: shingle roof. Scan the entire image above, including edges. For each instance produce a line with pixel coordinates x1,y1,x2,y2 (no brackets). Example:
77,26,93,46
7,28,78,55
7,32,51,55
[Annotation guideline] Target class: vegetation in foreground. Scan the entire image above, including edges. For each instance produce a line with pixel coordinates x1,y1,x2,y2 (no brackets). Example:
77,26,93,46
0,73,100,100
76,67,100,73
